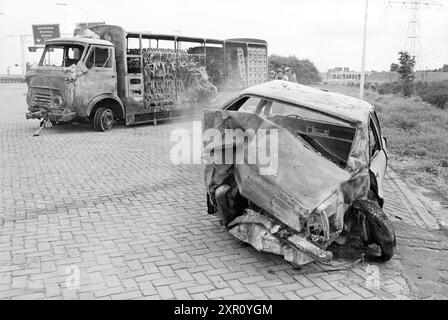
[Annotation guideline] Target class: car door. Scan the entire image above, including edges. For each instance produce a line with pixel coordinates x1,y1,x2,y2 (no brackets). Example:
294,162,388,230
369,111,387,200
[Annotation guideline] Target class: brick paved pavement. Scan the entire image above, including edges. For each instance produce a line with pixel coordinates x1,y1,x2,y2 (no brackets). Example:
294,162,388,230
0,83,440,300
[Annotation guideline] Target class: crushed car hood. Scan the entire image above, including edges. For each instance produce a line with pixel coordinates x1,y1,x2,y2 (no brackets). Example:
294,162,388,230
204,109,352,231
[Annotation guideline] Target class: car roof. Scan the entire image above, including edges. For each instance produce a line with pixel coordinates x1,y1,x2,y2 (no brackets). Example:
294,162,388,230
45,37,114,47
242,80,374,125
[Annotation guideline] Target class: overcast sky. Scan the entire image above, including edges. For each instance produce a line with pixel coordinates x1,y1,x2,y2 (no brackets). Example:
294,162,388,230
0,0,447,74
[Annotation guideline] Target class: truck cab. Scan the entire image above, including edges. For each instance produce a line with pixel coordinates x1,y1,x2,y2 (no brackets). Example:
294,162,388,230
26,36,125,131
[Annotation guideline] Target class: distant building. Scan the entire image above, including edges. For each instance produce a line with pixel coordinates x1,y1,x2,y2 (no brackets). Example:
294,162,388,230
323,67,370,83
321,67,448,84
6,64,22,76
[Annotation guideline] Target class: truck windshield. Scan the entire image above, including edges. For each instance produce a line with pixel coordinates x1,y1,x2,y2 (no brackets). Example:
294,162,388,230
39,44,85,67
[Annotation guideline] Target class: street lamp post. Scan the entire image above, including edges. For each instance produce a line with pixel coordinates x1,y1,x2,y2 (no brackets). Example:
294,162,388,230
359,0,369,100
56,3,89,26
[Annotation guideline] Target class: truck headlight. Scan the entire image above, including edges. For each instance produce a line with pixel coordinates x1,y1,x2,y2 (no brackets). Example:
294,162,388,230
53,95,64,108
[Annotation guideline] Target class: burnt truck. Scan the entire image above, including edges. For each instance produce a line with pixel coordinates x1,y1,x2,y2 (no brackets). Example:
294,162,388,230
204,80,396,266
26,24,268,131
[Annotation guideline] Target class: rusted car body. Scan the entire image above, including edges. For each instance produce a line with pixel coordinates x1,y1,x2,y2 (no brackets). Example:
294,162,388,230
204,80,395,265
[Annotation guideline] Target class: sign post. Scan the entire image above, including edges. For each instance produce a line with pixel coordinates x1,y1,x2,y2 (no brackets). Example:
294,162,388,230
32,24,61,46
20,34,27,75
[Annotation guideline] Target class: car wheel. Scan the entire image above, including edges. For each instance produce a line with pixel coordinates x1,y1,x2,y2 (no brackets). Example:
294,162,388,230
93,107,114,132
354,199,396,261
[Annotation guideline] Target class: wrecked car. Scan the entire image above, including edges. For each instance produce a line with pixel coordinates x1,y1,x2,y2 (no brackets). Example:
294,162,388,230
203,80,396,266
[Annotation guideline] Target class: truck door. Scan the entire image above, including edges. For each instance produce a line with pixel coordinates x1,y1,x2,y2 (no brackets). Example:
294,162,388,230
124,36,145,124
77,45,117,114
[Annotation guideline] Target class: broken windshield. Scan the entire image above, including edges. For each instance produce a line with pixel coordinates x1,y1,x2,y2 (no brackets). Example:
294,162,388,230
265,100,356,168
39,44,85,68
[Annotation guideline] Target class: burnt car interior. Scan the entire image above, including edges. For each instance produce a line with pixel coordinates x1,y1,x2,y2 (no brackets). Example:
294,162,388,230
227,95,356,168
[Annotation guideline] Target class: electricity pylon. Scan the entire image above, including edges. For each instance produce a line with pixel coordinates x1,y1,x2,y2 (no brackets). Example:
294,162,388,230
388,0,443,70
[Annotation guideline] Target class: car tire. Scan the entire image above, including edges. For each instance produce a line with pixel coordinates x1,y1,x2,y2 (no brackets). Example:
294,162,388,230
354,199,396,261
93,107,114,132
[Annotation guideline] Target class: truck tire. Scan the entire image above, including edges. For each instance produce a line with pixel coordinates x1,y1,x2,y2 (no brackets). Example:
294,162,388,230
354,199,396,261
93,107,114,132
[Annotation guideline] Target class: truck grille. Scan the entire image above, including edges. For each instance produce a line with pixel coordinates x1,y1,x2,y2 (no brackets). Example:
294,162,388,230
33,92,52,107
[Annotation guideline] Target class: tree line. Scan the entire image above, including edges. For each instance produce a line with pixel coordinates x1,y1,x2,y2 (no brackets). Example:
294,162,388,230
268,54,321,84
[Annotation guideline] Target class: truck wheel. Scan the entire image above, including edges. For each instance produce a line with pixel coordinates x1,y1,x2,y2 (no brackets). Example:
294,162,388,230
354,199,396,261
93,107,114,132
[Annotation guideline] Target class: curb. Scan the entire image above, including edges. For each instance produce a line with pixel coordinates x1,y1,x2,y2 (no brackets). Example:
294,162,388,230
387,169,440,230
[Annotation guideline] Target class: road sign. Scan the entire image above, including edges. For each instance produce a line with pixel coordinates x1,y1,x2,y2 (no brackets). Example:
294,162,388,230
28,46,44,52
32,24,60,45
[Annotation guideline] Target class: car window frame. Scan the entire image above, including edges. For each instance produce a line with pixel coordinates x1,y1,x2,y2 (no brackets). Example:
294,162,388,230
263,98,355,128
371,111,382,139
238,96,264,114
369,116,382,160
225,95,266,114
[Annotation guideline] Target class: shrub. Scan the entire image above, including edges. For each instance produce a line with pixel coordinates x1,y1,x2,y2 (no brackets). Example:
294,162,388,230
417,81,448,109
393,117,419,131
377,80,448,109
377,82,404,95
414,81,427,95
